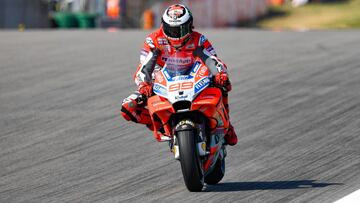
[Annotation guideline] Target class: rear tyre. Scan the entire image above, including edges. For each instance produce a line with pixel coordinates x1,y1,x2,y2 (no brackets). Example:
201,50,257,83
177,130,204,192
204,158,225,185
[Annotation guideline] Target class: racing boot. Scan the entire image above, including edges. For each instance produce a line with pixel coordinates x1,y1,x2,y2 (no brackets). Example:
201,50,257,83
224,123,238,146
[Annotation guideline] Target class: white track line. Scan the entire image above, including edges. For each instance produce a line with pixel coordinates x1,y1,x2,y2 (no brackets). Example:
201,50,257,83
334,189,360,203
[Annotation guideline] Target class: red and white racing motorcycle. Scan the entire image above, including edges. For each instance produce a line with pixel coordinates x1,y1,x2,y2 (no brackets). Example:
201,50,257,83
145,51,229,191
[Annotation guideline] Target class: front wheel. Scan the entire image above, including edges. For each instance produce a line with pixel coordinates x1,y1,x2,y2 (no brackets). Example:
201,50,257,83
177,130,204,192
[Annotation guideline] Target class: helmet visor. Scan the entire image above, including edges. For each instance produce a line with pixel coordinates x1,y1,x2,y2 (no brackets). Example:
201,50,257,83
163,22,191,39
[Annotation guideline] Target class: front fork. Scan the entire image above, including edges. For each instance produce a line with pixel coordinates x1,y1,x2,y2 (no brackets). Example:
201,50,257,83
170,119,208,160
170,119,226,165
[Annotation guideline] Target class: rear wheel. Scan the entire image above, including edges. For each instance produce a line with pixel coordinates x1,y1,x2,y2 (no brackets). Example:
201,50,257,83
205,158,225,185
177,130,204,192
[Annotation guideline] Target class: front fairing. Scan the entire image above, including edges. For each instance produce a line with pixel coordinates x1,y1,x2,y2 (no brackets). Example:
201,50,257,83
153,53,211,104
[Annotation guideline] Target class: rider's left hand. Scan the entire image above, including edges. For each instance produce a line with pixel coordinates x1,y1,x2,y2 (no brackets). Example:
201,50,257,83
215,72,232,92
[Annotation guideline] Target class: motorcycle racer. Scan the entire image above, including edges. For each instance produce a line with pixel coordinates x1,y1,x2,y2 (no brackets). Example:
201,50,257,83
121,4,237,146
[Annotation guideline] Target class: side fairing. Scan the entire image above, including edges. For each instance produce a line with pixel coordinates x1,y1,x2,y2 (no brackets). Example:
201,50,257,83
147,95,174,137
147,95,175,116
191,87,229,129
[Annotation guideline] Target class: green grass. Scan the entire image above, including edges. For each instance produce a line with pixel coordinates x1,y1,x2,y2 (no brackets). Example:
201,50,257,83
258,0,360,29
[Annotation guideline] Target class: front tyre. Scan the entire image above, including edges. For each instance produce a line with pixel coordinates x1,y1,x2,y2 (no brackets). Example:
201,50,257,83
177,130,204,192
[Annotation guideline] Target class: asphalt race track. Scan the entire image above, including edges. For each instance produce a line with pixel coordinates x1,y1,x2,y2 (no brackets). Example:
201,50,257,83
1,30,360,202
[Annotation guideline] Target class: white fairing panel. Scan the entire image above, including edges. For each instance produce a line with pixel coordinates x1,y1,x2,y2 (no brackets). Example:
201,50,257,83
153,61,211,105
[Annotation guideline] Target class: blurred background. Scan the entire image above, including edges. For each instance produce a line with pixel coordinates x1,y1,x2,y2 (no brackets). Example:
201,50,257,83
0,0,359,30
1,1,360,202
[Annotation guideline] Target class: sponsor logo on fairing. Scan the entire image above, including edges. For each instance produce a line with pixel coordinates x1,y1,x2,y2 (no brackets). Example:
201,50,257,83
163,57,194,76
198,66,208,77
175,95,189,100
195,77,210,93
153,84,167,97
163,69,171,80
173,75,192,81
190,61,201,74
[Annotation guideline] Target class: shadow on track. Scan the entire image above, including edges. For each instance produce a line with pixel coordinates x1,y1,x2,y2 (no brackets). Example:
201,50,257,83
204,180,342,192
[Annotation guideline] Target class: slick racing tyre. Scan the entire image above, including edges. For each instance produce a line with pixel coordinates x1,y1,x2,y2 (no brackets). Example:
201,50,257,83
177,130,204,192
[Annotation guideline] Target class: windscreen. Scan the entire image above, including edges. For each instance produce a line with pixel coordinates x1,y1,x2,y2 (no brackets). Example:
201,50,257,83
163,51,195,77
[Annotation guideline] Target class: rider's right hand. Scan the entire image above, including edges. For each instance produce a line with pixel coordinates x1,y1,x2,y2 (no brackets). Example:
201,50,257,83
138,82,153,97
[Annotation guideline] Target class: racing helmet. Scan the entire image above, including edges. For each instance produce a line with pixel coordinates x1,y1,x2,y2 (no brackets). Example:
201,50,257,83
161,4,193,48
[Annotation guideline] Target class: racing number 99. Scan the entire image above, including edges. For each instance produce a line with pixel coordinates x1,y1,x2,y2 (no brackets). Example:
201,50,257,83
169,82,194,92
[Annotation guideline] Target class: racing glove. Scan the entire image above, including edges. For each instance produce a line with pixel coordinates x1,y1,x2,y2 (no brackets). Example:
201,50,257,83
215,72,232,92
138,82,153,97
